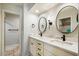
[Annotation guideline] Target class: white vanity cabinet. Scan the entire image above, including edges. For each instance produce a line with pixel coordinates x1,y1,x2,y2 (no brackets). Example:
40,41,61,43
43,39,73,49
29,37,77,56
29,38,44,56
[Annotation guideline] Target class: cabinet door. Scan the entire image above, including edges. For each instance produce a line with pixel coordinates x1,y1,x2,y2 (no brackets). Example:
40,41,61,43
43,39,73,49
44,43,54,53
51,48,74,56
44,43,55,56
44,43,74,56
44,48,55,56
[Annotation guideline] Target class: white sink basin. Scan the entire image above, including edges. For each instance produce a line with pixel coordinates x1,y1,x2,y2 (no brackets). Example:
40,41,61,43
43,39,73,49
51,40,73,45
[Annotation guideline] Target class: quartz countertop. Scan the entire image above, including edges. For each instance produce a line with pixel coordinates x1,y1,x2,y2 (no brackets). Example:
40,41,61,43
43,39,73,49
29,34,78,55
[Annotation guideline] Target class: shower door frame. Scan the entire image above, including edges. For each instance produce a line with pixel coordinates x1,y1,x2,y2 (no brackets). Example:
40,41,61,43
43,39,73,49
1,9,22,56
0,4,2,56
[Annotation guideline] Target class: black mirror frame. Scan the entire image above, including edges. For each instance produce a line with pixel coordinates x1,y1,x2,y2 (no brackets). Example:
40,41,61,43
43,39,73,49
38,17,47,34
56,5,78,34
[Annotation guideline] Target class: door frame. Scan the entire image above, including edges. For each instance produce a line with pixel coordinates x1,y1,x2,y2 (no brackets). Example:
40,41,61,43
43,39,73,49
1,9,22,56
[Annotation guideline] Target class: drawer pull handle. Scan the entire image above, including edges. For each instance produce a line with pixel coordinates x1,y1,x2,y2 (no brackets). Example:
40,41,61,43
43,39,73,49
38,48,41,51
38,43,41,45
37,53,41,56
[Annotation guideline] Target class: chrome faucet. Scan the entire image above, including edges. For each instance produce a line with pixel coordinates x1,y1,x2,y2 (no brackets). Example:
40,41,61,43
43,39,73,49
61,35,65,41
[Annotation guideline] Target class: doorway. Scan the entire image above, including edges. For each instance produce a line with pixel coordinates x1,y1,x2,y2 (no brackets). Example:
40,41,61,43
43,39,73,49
4,12,21,56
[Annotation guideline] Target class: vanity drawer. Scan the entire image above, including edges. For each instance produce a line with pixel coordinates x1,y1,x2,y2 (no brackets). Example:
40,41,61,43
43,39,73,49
36,40,44,56
36,48,43,51
36,52,42,56
36,48,44,55
36,50,44,56
36,40,44,48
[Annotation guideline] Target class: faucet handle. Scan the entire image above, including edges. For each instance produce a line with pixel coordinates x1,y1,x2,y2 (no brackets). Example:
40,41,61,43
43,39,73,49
61,35,65,37
39,33,42,36
61,35,65,41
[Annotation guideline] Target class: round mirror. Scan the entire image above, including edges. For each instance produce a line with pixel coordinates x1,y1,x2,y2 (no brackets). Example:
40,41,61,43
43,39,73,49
56,6,78,34
38,17,47,33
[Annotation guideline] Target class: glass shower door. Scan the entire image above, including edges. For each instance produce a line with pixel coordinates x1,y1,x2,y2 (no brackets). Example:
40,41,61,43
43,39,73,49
4,12,21,56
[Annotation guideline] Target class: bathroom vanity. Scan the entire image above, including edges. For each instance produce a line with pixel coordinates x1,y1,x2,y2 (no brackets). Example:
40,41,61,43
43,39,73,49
29,35,78,56
29,5,78,56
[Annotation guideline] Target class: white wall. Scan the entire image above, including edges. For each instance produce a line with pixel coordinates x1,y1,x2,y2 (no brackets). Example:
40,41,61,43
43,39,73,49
39,3,79,42
23,4,38,55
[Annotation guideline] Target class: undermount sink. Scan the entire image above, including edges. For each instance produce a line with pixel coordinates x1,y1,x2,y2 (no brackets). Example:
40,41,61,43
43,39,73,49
51,40,73,45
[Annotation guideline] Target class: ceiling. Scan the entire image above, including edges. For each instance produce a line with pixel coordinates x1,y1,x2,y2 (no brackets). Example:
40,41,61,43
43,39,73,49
2,3,23,8
29,3,58,15
25,3,35,10
2,3,58,15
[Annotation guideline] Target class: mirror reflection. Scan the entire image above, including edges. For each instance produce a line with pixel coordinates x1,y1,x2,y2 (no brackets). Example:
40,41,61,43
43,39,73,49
56,6,78,34
38,17,47,34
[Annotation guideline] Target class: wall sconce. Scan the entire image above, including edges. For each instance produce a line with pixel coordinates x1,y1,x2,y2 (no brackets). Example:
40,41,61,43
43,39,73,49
77,14,78,22
48,20,52,29
32,24,35,28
